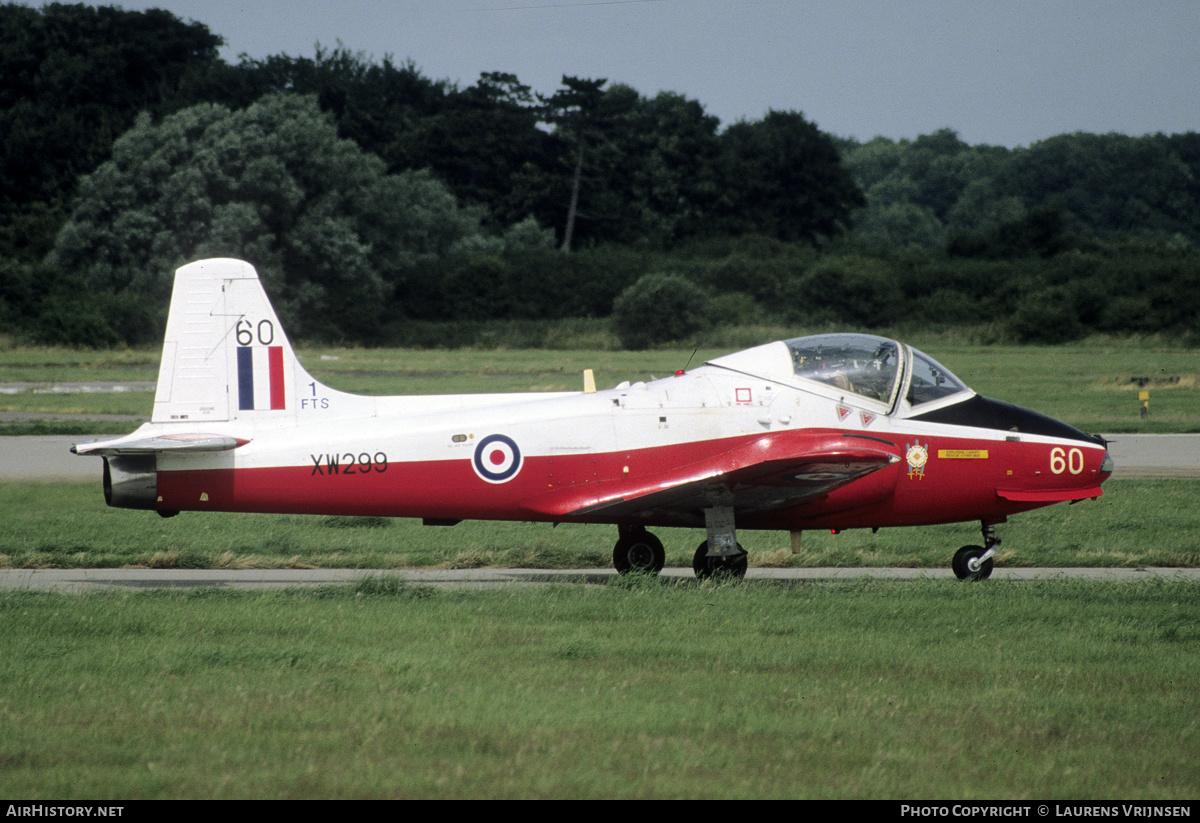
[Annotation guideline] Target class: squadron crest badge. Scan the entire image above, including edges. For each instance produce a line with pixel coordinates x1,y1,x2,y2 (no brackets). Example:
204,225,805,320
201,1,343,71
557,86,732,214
905,441,929,479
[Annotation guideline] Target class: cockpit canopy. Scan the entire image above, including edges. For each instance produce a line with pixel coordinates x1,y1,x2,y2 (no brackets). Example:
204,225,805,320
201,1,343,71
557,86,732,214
710,333,973,415
786,334,903,404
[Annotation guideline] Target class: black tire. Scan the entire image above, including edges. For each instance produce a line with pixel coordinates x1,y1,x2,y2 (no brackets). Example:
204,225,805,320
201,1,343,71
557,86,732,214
613,532,665,575
692,540,748,580
952,545,994,581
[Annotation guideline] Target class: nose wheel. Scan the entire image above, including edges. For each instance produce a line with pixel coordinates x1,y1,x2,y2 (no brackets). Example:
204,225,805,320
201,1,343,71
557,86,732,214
952,524,999,580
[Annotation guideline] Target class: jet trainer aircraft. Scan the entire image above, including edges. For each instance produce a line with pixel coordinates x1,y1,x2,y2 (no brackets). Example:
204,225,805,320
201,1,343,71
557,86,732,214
74,258,1113,580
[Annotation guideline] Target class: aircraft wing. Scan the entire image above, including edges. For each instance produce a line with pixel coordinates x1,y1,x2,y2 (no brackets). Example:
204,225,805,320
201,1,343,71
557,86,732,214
521,432,901,523
72,433,249,456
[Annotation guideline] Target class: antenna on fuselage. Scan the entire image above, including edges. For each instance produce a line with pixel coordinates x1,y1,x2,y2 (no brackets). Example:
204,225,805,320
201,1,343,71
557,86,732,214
677,348,698,376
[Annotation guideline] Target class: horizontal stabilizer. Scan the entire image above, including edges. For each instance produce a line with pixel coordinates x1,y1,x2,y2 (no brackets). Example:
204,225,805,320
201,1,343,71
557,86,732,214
72,433,249,456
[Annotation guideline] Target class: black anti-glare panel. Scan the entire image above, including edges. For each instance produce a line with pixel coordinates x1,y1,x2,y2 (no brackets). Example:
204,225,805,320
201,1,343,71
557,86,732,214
911,395,1104,446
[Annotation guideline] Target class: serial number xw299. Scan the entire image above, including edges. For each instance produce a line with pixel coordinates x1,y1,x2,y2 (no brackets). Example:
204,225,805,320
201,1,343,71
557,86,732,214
310,452,389,475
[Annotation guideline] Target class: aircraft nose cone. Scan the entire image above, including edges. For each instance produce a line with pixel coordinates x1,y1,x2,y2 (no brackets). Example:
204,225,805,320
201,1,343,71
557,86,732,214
1099,451,1115,477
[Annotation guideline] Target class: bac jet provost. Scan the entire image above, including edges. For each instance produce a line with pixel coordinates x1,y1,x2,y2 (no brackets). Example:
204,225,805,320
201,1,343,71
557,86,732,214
73,258,1113,580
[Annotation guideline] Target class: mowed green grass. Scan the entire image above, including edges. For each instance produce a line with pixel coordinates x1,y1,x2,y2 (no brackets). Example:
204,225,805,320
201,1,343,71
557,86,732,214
3,341,1198,799
2,478,1197,570
2,334,1199,433
1,578,1196,799
3,336,1197,571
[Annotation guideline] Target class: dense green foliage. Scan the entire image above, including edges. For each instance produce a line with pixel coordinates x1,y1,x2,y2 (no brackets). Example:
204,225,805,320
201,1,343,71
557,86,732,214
45,93,537,339
2,3,1198,347
0,3,221,219
611,273,709,349
842,128,1200,252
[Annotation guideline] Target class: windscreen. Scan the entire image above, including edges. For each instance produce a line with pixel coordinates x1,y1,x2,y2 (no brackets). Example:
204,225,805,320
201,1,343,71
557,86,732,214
906,348,969,406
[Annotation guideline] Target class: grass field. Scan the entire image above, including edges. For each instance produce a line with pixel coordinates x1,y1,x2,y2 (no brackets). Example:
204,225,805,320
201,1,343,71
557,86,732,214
2,337,1197,799
2,478,1198,571
1,578,1196,799
2,333,1199,434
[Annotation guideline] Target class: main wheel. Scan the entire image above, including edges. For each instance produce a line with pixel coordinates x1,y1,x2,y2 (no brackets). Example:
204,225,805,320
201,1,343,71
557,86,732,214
952,545,994,581
613,532,665,575
692,540,748,580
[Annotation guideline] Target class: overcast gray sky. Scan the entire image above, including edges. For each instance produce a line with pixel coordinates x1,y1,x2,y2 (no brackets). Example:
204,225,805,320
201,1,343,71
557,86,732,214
78,0,1200,147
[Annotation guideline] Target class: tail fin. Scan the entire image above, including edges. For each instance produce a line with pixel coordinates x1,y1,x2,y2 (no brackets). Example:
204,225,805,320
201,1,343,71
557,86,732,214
152,258,321,424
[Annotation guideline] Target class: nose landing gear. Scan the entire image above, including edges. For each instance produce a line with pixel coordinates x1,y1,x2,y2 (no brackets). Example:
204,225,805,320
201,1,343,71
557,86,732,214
952,523,999,580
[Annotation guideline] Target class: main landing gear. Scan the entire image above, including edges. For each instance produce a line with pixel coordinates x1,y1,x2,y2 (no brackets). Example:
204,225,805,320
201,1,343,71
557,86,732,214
692,540,748,579
612,525,665,575
612,507,748,581
692,506,747,580
952,523,1000,581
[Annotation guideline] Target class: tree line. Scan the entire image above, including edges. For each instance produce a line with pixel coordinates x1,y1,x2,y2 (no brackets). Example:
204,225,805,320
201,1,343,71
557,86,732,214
2,3,1198,347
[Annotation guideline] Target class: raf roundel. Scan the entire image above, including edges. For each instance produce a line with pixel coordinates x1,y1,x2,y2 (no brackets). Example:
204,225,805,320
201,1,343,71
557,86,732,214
473,434,523,483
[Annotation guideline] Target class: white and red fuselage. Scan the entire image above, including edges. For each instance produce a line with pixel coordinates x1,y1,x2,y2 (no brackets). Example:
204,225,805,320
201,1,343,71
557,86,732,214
75,259,1111,575
149,367,1110,532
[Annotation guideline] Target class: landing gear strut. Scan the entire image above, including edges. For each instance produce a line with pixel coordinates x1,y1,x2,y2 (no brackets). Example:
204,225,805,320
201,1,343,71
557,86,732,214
612,525,665,575
952,523,999,581
693,506,748,580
